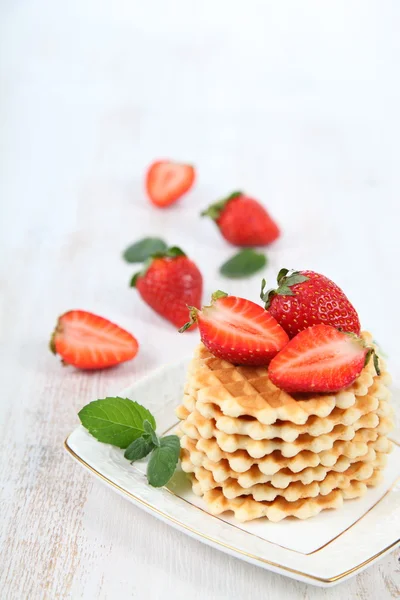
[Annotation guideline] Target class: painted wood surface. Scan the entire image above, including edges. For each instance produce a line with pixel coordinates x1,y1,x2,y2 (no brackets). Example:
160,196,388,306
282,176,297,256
1,1,399,598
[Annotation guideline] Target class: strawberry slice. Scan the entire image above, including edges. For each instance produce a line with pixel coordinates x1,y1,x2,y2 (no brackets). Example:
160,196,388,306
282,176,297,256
50,310,139,370
179,291,289,366
146,160,195,207
268,324,379,393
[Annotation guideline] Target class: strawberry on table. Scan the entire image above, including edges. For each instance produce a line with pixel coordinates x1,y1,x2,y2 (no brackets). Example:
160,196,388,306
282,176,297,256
268,324,379,394
179,291,289,365
50,310,139,370
261,269,361,338
131,247,202,329
201,191,280,247
146,160,195,207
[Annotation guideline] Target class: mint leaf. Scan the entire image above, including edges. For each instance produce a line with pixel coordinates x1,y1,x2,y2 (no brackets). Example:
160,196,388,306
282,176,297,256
78,397,156,448
124,436,154,461
220,249,267,278
147,435,180,487
123,237,167,263
144,419,160,447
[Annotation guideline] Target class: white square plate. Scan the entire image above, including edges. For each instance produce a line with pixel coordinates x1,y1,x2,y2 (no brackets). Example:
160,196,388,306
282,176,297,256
65,358,400,587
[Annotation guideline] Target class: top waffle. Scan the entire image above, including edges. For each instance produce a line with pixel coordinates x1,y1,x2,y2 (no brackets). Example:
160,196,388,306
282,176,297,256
187,335,383,426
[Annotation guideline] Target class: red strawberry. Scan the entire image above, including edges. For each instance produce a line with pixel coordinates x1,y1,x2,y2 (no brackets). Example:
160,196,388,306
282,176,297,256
201,191,280,246
131,247,202,328
268,324,379,393
179,291,289,365
50,310,139,370
146,160,195,207
261,269,361,338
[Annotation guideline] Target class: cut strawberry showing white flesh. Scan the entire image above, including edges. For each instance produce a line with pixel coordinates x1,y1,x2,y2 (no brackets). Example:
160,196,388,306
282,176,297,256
268,324,379,393
179,291,289,366
50,310,139,370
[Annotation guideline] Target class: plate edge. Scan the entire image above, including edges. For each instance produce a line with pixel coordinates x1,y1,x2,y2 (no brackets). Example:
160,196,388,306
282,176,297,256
64,433,400,585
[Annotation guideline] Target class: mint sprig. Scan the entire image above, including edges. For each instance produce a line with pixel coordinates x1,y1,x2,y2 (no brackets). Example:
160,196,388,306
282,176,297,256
124,436,154,461
147,436,180,487
78,397,156,448
144,419,160,447
78,397,180,487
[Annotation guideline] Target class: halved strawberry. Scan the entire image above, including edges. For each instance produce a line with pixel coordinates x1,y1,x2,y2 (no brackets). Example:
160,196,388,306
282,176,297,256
146,160,195,207
179,291,289,365
268,324,379,393
50,310,139,370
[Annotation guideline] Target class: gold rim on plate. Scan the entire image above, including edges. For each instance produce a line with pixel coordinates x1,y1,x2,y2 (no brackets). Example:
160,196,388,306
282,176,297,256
64,435,400,585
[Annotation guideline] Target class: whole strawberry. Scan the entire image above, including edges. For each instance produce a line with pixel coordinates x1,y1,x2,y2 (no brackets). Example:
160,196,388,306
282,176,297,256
131,247,202,328
201,191,280,247
261,269,361,338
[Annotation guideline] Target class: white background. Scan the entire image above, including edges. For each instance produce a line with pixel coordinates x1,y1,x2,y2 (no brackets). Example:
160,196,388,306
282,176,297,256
1,1,399,598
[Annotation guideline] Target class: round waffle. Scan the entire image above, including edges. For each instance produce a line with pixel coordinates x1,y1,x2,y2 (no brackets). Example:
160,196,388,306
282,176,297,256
176,334,394,521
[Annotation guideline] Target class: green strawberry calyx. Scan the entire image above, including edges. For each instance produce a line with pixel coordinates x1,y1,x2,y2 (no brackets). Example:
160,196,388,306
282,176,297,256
179,290,228,332
130,246,186,287
260,268,310,309
200,191,243,221
365,347,381,376
342,332,381,376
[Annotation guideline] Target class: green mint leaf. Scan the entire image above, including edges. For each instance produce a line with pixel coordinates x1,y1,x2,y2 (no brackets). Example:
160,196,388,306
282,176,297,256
123,237,167,263
124,436,154,461
220,249,267,278
78,397,156,449
143,420,154,434
144,419,160,447
147,435,180,487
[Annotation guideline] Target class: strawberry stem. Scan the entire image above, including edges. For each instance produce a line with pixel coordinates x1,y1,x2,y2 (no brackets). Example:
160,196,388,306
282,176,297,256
130,247,186,287
49,317,63,354
373,352,381,376
362,342,381,376
179,291,228,333
261,269,309,308
49,329,57,354
211,290,228,301
130,272,141,287
155,246,186,259
178,306,199,333
200,191,243,220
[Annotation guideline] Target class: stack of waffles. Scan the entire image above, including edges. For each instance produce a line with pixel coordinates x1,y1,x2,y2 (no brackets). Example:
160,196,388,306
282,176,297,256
176,333,394,522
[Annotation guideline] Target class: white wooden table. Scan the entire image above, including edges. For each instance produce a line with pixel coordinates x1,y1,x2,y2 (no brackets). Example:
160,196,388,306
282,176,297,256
1,1,399,598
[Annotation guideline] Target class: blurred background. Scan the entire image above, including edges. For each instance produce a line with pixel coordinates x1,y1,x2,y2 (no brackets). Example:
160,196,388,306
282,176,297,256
1,1,400,598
